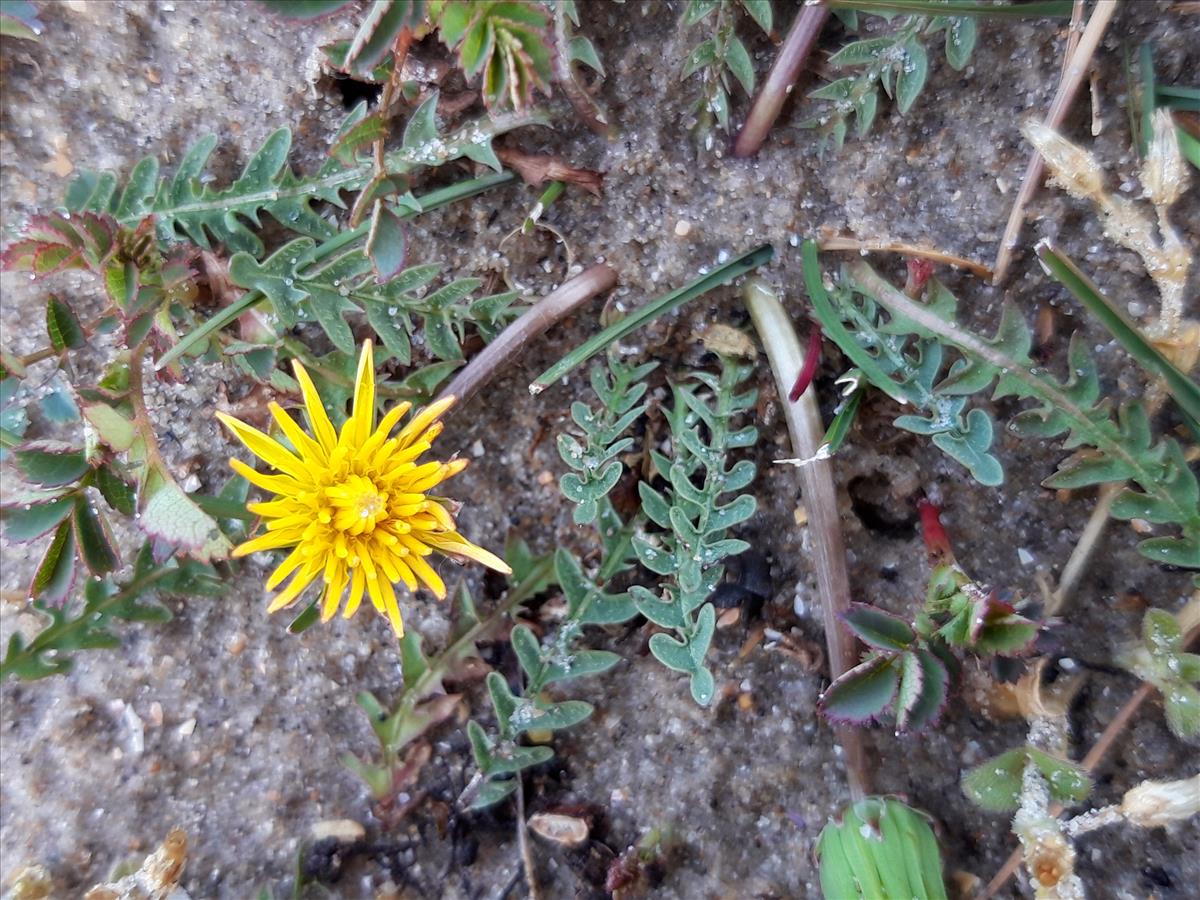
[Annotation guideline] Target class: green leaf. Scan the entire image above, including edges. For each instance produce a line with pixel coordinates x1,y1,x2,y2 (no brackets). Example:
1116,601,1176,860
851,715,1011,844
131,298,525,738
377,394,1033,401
1164,682,1200,739
0,496,74,542
260,0,355,19
962,748,1026,812
16,444,89,486
739,0,772,33
139,471,232,562
894,37,929,114
569,35,604,75
819,656,900,724
897,648,948,733
73,496,119,575
1027,748,1092,805
46,296,85,351
725,36,756,96
31,519,77,604
943,16,976,70
842,604,916,651
469,779,519,810
83,403,136,452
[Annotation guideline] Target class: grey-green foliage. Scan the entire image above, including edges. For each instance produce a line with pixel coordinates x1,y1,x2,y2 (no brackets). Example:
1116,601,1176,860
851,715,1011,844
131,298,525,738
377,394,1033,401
62,94,537,257
802,11,975,149
1119,609,1200,740
632,356,758,705
467,358,648,810
805,257,1003,486
229,245,521,363
558,357,658,524
682,0,772,137
805,241,1200,568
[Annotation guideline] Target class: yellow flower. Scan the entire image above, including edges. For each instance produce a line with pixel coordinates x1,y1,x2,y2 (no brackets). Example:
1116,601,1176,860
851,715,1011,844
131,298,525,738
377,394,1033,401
216,340,510,635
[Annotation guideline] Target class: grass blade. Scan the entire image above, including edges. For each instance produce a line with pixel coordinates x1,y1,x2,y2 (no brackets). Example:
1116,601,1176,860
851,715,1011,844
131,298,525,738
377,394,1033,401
529,244,774,394
1036,241,1200,429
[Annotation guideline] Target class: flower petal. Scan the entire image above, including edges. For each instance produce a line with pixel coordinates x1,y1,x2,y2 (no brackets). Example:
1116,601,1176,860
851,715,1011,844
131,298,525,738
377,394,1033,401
351,339,376,446
292,359,338,453
217,412,309,480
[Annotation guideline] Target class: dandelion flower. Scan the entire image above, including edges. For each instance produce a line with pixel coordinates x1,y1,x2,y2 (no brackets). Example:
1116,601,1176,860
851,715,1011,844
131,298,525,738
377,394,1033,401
217,340,510,635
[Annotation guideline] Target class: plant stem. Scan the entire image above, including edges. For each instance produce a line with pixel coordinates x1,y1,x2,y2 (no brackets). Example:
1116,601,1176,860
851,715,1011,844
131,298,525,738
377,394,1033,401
529,244,774,394
1047,482,1119,616
437,264,617,408
382,555,555,744
732,3,830,158
825,0,1074,15
817,236,992,280
980,616,1199,898
846,258,1196,534
155,171,517,371
742,276,869,802
0,566,172,680
992,0,1118,284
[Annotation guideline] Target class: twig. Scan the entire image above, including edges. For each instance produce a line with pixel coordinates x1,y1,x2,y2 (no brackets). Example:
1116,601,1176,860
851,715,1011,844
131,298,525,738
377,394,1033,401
992,0,1118,285
515,774,540,900
742,277,870,802
437,264,617,408
979,619,1199,899
817,236,993,279
732,3,831,158
1046,482,1119,616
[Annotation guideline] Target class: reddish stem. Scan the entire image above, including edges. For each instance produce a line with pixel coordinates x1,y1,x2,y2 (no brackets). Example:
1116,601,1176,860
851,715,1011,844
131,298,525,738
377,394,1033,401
903,258,935,298
732,4,830,158
788,326,823,401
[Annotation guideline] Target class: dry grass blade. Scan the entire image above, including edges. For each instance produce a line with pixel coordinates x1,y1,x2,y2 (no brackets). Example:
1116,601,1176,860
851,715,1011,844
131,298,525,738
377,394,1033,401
992,0,1118,284
818,235,993,279
743,277,869,802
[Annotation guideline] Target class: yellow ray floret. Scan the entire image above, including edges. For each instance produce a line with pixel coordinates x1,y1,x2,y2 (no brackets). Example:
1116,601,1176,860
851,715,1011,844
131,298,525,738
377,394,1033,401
217,340,510,636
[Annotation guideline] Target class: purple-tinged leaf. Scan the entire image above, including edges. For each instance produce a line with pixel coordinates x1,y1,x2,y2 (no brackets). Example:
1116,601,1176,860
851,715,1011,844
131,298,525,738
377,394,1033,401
974,597,1039,656
366,201,407,282
896,649,949,734
16,442,89,486
819,655,900,725
0,496,75,543
46,295,86,352
842,604,915,651
95,464,136,516
73,496,119,575
31,519,77,604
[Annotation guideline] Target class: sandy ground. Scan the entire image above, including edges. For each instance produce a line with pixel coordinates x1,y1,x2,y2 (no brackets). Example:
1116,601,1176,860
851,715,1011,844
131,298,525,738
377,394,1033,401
1,1,1197,897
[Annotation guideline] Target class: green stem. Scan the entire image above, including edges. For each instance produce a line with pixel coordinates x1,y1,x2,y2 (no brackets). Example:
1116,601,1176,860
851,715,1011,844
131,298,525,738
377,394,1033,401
529,244,774,393
382,554,554,749
0,567,172,681
845,255,1196,532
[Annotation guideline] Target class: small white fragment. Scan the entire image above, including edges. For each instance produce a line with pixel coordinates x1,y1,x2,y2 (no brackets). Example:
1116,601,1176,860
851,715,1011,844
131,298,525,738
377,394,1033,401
309,819,366,843
1017,547,1034,566
527,813,589,847
177,717,197,737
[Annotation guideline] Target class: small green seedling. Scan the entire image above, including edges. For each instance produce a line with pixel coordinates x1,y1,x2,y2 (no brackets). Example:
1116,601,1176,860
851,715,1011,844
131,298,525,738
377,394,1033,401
816,796,948,900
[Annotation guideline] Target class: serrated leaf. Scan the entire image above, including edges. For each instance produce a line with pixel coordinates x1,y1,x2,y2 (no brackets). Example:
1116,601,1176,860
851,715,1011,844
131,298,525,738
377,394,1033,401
139,472,232,562
16,444,89,486
73,496,119,575
842,604,916,651
820,656,900,724
46,296,85,351
0,496,75,542
897,649,948,733
31,519,77,604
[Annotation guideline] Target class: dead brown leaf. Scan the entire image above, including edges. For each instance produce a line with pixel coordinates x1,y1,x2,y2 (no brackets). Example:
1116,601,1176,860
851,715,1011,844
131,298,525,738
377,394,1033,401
496,147,604,197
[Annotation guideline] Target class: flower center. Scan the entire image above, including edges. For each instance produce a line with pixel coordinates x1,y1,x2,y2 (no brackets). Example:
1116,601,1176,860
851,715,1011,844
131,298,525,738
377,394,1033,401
326,474,389,535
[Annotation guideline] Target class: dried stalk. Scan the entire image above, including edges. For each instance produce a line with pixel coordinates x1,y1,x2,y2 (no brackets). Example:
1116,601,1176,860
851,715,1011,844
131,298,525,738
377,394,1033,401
992,0,1118,284
743,277,869,802
817,235,993,279
1046,483,1119,617
437,264,617,408
732,3,831,158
